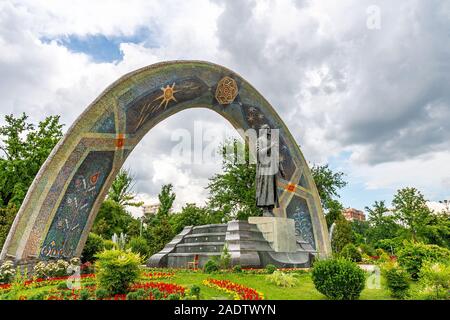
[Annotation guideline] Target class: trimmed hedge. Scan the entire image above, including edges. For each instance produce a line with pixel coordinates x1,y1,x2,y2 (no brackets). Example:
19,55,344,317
311,258,366,300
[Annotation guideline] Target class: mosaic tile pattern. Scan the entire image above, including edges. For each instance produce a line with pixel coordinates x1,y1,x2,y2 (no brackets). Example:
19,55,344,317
0,61,331,262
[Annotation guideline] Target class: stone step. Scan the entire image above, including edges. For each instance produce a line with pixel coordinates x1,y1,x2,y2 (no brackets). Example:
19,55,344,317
167,252,221,268
183,233,226,243
191,224,228,234
174,242,224,253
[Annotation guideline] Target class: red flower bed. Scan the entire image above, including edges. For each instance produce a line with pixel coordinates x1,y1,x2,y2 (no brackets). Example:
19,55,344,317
132,282,185,298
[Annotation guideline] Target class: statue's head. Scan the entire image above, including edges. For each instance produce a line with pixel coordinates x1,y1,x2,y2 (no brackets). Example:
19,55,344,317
260,124,271,135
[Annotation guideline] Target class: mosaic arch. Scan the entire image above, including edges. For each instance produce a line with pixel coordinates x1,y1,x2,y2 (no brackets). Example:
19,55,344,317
0,61,331,262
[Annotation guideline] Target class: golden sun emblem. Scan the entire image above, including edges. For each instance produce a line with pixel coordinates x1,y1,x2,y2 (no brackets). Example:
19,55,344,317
152,82,179,111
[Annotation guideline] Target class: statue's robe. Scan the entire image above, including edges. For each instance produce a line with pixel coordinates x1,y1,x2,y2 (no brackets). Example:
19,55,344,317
256,134,279,208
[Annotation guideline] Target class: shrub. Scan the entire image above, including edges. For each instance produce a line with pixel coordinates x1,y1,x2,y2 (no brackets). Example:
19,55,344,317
340,244,362,262
417,261,450,300
311,258,366,300
79,289,90,300
189,285,201,299
359,244,376,257
95,249,142,295
82,233,105,263
219,244,231,269
232,264,242,273
265,264,277,274
168,293,181,300
383,265,410,299
57,281,68,290
203,258,220,274
95,288,109,299
266,271,297,288
28,291,48,300
103,239,118,250
0,260,16,284
127,289,147,300
127,237,150,261
397,242,450,280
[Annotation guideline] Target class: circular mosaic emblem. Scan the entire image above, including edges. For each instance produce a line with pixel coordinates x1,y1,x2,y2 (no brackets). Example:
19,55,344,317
215,76,238,105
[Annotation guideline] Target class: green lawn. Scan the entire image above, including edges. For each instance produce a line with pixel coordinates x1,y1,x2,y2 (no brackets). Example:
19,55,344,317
0,269,394,300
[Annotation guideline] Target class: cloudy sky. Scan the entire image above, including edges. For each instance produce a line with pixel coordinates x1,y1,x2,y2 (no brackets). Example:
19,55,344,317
1,0,449,215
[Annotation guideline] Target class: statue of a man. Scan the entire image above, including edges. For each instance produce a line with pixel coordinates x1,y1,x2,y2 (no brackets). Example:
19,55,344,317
256,124,284,216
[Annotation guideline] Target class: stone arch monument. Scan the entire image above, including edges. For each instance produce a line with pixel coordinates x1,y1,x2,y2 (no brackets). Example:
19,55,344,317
0,61,331,265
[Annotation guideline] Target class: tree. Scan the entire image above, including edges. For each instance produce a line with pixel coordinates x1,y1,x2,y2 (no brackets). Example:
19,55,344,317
0,207,17,249
365,200,389,226
325,199,344,229
331,215,354,253
207,139,262,221
169,203,210,234
0,113,63,208
422,213,450,249
107,169,143,207
311,164,347,209
92,200,140,239
392,187,432,242
157,184,176,217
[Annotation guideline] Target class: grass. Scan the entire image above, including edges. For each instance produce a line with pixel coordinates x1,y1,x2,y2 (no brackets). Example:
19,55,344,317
0,269,393,300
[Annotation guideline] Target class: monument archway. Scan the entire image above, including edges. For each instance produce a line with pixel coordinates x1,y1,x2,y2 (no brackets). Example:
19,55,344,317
1,61,331,263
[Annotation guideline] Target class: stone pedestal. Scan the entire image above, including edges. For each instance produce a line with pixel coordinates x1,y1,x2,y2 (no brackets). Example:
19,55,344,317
248,217,297,253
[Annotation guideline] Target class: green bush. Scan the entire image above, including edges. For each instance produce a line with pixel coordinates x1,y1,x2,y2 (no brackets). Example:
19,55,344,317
103,239,118,250
127,236,150,261
383,265,410,299
219,244,231,269
417,261,450,300
266,271,297,288
189,285,201,299
232,264,242,273
79,289,90,300
203,258,220,274
28,291,48,300
340,244,362,262
127,289,147,300
95,288,109,299
265,264,277,274
82,233,105,263
359,244,376,257
57,281,67,290
311,258,366,300
397,242,450,280
95,249,142,295
168,293,181,300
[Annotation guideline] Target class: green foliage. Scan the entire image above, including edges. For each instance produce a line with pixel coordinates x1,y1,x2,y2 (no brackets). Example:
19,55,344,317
81,233,105,263
340,243,362,262
95,288,109,300
127,236,150,261
392,187,432,242
168,293,181,300
169,203,210,234
95,249,142,295
92,200,139,240
0,260,16,284
108,169,143,207
103,239,118,250
311,164,347,212
382,265,410,299
422,212,450,249
203,258,220,274
219,243,231,269
324,200,344,229
265,264,277,274
417,261,450,300
144,184,176,256
126,289,147,300
232,264,243,273
28,291,48,300
266,270,297,288
359,244,376,257
79,289,90,300
331,216,353,253
57,281,67,290
207,139,262,221
0,114,63,246
311,258,366,300
189,285,201,299
0,207,17,249
351,220,370,245
397,242,450,280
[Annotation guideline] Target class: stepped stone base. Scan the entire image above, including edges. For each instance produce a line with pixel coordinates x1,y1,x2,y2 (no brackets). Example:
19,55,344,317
147,219,316,268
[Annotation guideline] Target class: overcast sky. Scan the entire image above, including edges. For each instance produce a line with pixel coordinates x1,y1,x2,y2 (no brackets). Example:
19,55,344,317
1,0,449,215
